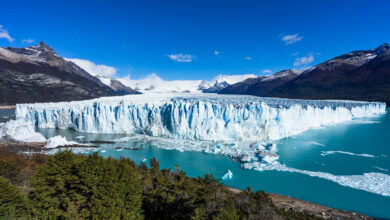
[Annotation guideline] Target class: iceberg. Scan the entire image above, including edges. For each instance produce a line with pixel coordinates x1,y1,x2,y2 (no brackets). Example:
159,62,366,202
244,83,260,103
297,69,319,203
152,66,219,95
15,93,386,142
222,170,233,180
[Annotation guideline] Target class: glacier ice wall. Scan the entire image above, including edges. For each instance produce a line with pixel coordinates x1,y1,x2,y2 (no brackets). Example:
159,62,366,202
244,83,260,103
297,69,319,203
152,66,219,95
16,93,386,142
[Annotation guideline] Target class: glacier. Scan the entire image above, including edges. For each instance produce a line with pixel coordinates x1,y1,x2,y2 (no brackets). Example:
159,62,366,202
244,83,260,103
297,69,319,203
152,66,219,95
12,93,390,196
15,93,386,142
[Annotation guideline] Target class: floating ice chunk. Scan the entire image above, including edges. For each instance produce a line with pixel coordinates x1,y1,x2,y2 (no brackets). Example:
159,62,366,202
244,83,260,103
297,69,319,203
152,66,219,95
116,148,123,151
243,162,390,196
114,137,132,142
321,151,375,158
374,167,389,172
258,151,279,164
142,158,147,162
44,135,85,149
308,141,326,147
0,119,46,143
100,150,106,153
75,136,85,139
222,170,233,180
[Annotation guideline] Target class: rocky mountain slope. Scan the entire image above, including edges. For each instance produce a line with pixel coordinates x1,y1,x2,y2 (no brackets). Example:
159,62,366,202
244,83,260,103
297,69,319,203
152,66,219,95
0,42,138,105
95,76,140,95
270,43,390,104
220,43,390,104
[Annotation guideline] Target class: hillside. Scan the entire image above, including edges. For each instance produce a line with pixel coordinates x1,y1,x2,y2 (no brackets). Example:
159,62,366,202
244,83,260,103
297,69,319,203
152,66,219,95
220,43,390,105
0,42,138,105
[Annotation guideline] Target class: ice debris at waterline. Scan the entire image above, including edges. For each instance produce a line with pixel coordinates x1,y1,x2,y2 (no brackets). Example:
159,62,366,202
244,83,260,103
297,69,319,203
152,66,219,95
44,135,88,149
15,93,386,141
0,119,46,143
243,162,390,197
320,151,376,158
222,170,233,180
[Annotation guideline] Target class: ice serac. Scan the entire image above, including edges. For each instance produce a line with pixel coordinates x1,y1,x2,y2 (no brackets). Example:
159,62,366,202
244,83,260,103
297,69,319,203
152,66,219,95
16,94,385,141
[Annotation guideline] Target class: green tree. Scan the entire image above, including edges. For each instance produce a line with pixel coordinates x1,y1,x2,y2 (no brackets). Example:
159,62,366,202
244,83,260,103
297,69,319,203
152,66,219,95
0,177,29,218
29,151,143,219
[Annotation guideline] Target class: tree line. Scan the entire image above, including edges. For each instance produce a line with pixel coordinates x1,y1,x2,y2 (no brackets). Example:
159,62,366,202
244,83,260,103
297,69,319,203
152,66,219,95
0,148,321,219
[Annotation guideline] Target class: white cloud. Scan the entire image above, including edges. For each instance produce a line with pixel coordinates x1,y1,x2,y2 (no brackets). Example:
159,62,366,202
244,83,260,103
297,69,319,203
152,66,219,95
294,54,314,66
245,56,252,60
65,58,117,77
282,34,302,45
262,69,272,74
214,50,221,55
0,25,15,43
292,52,299,56
21,38,35,44
167,53,195,62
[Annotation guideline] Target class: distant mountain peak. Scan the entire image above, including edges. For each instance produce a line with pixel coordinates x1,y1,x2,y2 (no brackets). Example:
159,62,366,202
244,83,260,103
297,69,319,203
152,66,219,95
34,41,56,53
374,43,390,57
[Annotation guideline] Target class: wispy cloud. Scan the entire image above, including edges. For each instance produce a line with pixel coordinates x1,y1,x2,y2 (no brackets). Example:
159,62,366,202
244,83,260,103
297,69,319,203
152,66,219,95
294,54,314,66
262,69,272,74
0,25,15,42
214,50,221,55
281,34,302,45
21,38,35,44
245,56,252,60
292,52,299,56
167,53,196,62
65,58,117,77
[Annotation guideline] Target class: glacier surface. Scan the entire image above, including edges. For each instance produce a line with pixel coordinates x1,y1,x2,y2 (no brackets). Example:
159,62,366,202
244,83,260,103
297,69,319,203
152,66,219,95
14,93,390,196
15,93,386,142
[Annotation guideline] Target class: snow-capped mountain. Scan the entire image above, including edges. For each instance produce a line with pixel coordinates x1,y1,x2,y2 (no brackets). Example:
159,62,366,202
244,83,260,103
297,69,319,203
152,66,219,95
117,73,257,94
96,76,140,95
269,43,390,104
219,69,302,96
200,74,257,93
0,42,138,105
221,43,390,104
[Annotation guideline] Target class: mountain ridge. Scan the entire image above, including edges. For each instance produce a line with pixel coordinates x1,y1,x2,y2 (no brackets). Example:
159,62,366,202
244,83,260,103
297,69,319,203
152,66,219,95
0,42,139,105
220,43,390,105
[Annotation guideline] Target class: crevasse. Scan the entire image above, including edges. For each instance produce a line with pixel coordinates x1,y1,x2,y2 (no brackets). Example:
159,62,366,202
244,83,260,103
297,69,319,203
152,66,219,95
15,93,386,142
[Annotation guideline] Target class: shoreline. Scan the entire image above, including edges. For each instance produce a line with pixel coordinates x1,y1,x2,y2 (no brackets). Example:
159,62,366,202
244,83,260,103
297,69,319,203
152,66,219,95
0,105,16,109
226,187,372,219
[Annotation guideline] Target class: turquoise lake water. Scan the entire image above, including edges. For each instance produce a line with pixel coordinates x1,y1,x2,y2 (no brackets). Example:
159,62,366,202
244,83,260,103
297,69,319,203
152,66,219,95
2,108,390,218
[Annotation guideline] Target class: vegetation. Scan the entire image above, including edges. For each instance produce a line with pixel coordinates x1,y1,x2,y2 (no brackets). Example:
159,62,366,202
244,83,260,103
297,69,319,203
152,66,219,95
0,148,322,219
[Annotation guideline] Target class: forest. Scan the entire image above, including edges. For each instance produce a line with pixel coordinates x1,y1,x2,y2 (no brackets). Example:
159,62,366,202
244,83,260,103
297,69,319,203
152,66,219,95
0,147,321,219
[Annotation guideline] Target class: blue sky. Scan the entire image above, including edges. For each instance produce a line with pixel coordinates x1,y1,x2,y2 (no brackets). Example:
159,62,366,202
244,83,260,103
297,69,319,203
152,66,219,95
1,0,390,80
